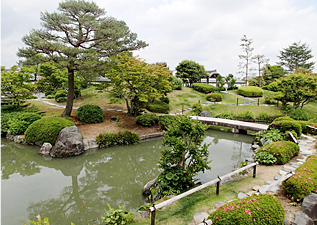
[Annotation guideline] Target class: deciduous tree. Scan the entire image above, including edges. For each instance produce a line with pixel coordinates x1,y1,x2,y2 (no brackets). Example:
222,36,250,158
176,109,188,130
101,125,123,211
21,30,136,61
103,53,173,116
277,42,315,72
263,64,287,85
252,54,269,87
17,0,147,117
176,60,208,87
238,35,254,85
1,66,35,107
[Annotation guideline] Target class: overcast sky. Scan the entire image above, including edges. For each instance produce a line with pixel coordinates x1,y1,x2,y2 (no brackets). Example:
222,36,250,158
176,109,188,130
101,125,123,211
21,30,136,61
1,0,317,78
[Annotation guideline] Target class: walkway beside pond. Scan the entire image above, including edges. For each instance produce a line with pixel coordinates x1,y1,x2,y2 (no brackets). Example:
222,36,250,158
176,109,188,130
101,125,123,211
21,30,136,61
191,116,269,132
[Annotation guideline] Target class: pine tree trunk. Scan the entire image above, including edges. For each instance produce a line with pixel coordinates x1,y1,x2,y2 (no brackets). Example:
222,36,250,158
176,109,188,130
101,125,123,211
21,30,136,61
61,68,75,117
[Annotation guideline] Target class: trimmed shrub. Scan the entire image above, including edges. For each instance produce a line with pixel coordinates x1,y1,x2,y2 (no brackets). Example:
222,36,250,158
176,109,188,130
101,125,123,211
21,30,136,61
206,93,222,102
237,86,263,97
263,82,279,92
254,129,284,145
290,108,309,121
146,102,170,114
282,155,317,202
136,113,159,127
192,83,216,93
254,151,277,165
25,117,74,145
17,112,41,125
255,141,299,165
256,112,274,122
235,110,255,120
268,120,302,137
191,103,202,116
160,96,170,104
284,130,298,142
54,90,68,101
56,97,67,103
96,130,139,148
9,121,30,135
297,121,317,134
208,194,285,225
76,104,104,124
159,115,176,130
273,117,294,122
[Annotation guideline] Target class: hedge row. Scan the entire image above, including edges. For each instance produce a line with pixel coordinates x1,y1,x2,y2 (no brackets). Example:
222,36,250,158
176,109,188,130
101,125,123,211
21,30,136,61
255,141,299,165
96,130,140,148
237,86,263,97
192,83,216,93
282,155,317,201
208,194,284,225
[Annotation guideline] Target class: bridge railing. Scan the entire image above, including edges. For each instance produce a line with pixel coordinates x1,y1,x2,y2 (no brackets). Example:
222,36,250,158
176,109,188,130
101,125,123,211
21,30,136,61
149,162,258,225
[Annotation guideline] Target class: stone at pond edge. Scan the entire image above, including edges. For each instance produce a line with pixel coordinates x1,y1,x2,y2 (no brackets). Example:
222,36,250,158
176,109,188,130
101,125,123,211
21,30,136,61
302,193,317,221
6,133,25,144
143,177,158,195
39,143,52,155
50,126,84,157
291,211,314,225
83,138,98,150
238,192,248,199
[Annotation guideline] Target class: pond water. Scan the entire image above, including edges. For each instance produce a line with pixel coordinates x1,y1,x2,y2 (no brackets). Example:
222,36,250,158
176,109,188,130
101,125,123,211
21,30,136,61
1,129,253,225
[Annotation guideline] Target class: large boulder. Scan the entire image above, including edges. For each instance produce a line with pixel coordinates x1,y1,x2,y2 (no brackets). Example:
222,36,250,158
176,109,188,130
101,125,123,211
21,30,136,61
291,211,314,225
199,111,212,117
302,193,317,221
50,126,84,157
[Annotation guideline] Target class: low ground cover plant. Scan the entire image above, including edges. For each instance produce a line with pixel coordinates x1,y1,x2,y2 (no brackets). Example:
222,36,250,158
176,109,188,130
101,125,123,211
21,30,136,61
268,119,302,137
208,194,284,225
136,113,159,127
96,130,139,148
253,129,285,145
206,93,223,102
192,83,216,93
25,117,74,145
76,104,104,124
282,155,317,202
54,90,68,102
146,102,170,114
255,141,299,165
237,86,263,97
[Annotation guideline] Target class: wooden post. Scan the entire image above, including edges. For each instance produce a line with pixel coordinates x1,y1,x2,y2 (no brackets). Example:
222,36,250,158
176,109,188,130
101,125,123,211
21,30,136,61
237,98,239,105
216,176,221,195
182,105,184,114
151,207,156,225
257,98,259,106
253,164,257,178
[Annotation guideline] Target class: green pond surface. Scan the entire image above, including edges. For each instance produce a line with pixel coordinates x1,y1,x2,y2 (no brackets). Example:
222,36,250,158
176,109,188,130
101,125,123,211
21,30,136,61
1,129,253,225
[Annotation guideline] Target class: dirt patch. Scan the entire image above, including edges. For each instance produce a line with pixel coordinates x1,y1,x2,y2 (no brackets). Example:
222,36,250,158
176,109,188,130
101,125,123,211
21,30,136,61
74,110,162,138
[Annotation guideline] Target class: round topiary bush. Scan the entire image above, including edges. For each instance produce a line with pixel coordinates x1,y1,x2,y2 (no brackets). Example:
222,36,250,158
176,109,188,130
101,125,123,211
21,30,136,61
136,113,159,127
55,90,68,101
146,102,170,114
76,104,104,124
208,194,285,225
206,93,223,102
237,86,263,97
268,120,302,137
25,117,75,145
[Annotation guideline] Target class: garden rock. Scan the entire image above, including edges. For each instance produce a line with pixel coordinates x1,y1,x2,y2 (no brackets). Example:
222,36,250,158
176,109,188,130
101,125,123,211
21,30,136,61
83,138,98,150
39,143,52,155
291,211,314,225
238,192,248,199
50,126,84,157
302,193,317,220
199,111,212,117
143,176,158,195
251,144,260,150
193,212,209,224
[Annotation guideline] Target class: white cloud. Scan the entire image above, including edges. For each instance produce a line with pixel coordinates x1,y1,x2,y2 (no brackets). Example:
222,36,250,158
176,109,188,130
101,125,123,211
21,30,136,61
2,0,317,76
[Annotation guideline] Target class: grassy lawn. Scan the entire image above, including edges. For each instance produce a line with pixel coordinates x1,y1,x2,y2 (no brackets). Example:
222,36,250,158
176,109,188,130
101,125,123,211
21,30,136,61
132,175,263,225
302,100,317,119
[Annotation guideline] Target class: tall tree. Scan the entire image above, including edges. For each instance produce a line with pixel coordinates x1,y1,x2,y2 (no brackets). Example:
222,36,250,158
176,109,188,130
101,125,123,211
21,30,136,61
225,74,236,90
17,0,147,117
175,60,208,87
263,64,287,85
1,66,35,108
252,54,269,87
238,35,254,85
102,53,173,116
277,41,315,72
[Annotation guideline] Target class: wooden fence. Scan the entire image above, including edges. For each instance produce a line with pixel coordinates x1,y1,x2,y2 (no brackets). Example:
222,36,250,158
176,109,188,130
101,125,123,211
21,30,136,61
149,162,258,225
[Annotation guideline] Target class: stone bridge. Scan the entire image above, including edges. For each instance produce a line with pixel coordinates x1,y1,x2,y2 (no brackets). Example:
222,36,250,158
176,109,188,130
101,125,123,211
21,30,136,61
191,116,268,133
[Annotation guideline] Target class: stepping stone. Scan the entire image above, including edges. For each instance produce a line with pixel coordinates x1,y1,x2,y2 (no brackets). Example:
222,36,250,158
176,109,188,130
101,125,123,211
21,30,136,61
252,185,261,191
283,165,296,172
274,176,281,180
279,170,288,176
247,191,256,196
238,192,248,199
301,150,313,155
268,185,280,194
266,180,275,185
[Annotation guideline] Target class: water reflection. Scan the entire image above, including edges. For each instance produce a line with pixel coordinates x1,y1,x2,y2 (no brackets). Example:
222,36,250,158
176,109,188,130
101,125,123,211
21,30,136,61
1,130,252,225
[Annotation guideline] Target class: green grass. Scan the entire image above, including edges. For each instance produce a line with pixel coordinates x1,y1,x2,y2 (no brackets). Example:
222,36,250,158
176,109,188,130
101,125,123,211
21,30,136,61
132,176,264,225
302,100,317,120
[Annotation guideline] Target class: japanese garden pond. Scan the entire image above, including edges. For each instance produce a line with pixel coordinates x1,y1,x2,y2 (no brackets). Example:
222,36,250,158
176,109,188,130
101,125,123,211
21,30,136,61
1,129,253,225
